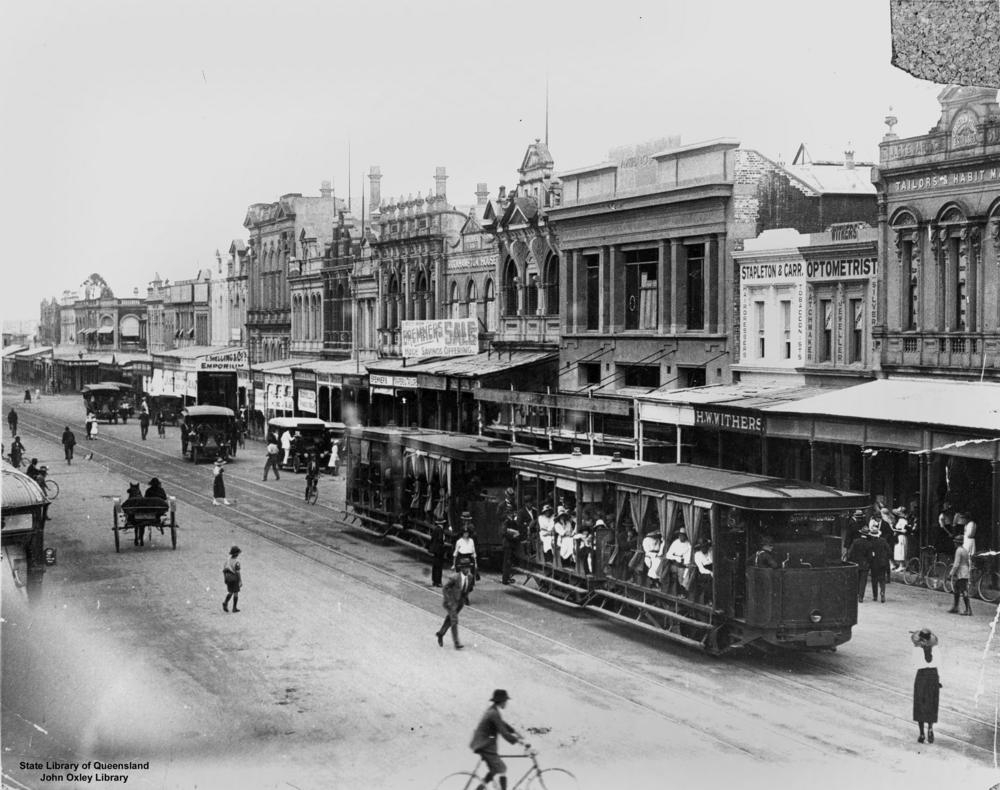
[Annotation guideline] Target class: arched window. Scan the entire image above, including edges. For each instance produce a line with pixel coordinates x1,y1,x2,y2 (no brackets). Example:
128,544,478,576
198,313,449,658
525,269,539,315
466,280,477,322
415,272,429,320
543,254,560,316
388,275,400,330
502,259,518,317
483,279,495,332
450,281,460,319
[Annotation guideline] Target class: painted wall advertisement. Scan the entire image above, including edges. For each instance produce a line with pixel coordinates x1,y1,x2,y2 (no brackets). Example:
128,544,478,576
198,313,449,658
400,319,478,358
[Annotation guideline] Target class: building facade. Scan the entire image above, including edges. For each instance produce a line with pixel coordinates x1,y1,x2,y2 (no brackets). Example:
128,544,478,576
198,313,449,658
210,242,249,348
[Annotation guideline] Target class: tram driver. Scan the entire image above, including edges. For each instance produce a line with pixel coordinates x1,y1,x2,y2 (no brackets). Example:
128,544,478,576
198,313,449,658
754,537,786,569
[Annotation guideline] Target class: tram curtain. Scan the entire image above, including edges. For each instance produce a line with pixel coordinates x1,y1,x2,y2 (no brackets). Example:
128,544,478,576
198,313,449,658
663,499,679,541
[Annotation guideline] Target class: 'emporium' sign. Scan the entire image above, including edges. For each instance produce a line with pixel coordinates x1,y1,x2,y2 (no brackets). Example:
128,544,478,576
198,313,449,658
401,319,478,358
197,348,248,371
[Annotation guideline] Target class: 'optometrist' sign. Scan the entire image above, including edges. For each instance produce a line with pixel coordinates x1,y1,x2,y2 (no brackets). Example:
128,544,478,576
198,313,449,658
401,319,478,358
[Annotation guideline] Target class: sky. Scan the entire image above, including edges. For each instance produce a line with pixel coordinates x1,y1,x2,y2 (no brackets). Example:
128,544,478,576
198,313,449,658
0,0,950,323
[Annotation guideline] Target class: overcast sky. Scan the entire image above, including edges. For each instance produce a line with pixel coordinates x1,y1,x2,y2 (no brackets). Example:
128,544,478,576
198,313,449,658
1,0,947,323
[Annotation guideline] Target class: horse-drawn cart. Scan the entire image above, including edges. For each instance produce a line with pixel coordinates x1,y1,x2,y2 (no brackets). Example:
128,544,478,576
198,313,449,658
112,496,178,552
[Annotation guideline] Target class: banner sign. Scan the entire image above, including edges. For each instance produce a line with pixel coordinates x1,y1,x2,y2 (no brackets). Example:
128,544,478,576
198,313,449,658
297,388,316,414
400,319,478,358
197,348,248,371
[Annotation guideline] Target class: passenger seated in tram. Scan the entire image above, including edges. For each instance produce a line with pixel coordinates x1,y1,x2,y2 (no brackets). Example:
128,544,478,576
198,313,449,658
537,504,556,563
664,528,692,597
693,540,714,604
555,509,576,569
642,529,663,588
145,477,168,500
574,522,596,576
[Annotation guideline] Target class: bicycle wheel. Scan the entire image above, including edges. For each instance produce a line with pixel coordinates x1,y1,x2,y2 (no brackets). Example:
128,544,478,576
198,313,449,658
902,557,920,586
307,483,318,505
977,571,1000,603
529,768,579,790
925,562,948,591
942,573,954,594
433,772,482,790
43,480,60,501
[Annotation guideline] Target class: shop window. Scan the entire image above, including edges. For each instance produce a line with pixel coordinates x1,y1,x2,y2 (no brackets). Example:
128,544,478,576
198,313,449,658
685,244,705,330
624,249,658,330
819,299,833,362
618,364,660,388
780,299,791,359
585,254,600,330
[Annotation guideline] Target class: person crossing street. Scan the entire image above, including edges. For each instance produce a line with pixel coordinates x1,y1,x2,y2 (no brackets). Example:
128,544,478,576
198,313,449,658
435,565,471,650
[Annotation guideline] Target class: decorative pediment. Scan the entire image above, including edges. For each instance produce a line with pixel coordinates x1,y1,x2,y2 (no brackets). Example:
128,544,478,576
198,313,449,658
519,140,555,175
459,212,483,236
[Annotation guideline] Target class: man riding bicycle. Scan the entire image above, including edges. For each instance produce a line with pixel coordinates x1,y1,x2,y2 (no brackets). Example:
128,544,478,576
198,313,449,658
469,689,529,790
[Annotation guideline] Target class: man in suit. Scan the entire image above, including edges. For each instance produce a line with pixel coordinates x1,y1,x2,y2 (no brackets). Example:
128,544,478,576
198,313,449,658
435,565,471,650
469,689,528,790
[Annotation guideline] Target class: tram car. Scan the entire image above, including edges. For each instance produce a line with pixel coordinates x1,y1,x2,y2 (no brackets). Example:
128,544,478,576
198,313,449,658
179,405,237,463
344,425,542,560
148,393,185,425
267,417,346,472
511,458,869,655
2,461,50,602
82,382,134,423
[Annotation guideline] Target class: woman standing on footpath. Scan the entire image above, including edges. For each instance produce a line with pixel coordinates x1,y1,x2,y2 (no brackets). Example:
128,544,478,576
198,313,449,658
212,458,231,505
911,628,941,744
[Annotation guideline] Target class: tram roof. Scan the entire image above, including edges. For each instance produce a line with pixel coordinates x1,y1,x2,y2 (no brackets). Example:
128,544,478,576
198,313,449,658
404,432,543,461
511,452,649,482
82,381,132,392
268,417,345,431
181,405,235,418
2,463,47,509
606,463,870,511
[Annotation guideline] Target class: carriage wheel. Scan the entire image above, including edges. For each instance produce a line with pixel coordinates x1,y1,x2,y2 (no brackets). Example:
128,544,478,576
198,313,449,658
170,523,177,549
113,526,121,553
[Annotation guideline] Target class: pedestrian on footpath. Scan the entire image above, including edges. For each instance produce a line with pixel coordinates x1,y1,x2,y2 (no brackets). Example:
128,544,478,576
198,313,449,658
139,410,150,440
212,458,231,505
23,388,31,403
9,436,25,468
263,436,281,481
869,525,892,603
223,546,242,612
85,412,95,440
947,533,973,615
435,564,470,650
846,523,872,602
61,425,76,464
7,407,17,436
910,628,941,744
156,411,166,438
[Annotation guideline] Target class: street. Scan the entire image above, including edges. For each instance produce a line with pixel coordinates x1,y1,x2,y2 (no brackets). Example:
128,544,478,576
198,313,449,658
3,387,999,790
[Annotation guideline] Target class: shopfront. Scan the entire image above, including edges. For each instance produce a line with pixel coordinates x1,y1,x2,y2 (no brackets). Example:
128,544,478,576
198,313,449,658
152,346,248,412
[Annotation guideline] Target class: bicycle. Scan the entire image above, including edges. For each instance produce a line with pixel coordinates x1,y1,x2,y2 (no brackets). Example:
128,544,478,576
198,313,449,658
36,468,59,501
304,476,319,505
434,746,577,790
902,545,949,591
973,551,1000,603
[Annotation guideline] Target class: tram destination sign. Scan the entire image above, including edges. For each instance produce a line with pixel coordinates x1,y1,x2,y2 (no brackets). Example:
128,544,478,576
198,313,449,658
401,319,478,358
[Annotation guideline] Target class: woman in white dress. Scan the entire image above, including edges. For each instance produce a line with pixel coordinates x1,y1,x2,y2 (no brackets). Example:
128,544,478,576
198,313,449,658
892,505,911,571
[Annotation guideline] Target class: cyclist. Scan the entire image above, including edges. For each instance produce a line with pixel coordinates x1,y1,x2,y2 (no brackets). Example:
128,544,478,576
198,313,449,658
304,453,320,501
469,689,529,790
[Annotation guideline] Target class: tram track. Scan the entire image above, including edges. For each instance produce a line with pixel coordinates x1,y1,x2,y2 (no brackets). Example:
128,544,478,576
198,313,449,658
16,407,997,761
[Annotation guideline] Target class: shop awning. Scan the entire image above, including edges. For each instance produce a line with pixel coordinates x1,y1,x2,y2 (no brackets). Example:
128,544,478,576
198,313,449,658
97,327,114,335
1,345,28,357
78,328,95,337
367,350,556,379
13,346,54,359
764,378,1000,433
637,382,839,426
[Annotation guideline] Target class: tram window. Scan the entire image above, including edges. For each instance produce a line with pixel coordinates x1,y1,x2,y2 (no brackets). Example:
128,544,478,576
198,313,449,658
1,512,33,533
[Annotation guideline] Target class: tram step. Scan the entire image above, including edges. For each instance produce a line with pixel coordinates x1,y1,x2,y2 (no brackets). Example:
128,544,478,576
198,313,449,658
585,605,707,649
590,589,711,631
514,581,591,608
519,571,589,595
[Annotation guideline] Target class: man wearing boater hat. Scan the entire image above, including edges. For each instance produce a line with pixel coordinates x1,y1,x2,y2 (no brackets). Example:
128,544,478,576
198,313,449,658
469,689,529,790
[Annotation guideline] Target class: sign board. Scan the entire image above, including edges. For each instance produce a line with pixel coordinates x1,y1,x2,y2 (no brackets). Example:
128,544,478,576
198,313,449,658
400,319,478,358
186,372,198,398
693,406,763,434
254,387,264,410
197,348,248,371
297,388,316,414
369,374,419,389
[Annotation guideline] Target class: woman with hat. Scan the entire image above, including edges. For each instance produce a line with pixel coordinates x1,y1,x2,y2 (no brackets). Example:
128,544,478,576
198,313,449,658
453,512,478,595
574,521,596,575
223,546,242,613
469,689,528,790
891,505,911,572
910,628,941,743
537,504,555,563
212,458,231,506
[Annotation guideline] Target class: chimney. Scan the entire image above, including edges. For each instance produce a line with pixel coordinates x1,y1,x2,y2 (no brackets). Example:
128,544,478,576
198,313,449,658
475,183,489,206
498,185,507,200
369,166,382,214
320,180,333,198
434,166,447,199
883,107,899,141
844,144,855,170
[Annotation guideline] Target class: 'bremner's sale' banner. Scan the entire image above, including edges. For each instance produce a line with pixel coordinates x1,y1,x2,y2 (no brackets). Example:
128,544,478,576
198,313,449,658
401,319,478,358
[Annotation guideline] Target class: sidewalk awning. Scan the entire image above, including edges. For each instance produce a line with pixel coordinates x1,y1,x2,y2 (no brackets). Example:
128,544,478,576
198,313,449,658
13,346,54,359
1,345,28,357
78,328,95,337
367,350,556,380
637,382,840,427
764,378,1000,433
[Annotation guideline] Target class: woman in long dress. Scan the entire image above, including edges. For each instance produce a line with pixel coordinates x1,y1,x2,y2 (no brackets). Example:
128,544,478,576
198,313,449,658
911,628,940,744
892,506,911,571
212,458,231,506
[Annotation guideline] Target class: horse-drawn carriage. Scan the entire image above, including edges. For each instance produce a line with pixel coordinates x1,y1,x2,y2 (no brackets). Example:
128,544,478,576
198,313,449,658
112,495,178,553
179,405,237,463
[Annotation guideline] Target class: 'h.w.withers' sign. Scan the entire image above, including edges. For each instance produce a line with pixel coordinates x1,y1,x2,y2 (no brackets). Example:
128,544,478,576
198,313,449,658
401,319,478,358
693,406,763,434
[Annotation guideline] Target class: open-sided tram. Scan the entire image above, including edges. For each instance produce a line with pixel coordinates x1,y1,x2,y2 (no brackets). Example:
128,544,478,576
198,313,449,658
345,426,541,560
82,382,134,423
179,405,237,463
511,458,869,654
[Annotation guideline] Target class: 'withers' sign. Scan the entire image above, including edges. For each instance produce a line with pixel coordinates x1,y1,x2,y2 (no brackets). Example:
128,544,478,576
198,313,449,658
197,348,248,371
693,407,763,434
401,319,478,358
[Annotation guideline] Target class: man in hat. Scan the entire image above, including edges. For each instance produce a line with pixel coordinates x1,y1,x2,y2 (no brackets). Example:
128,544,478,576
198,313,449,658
869,525,892,603
428,518,447,587
435,564,471,649
642,529,663,588
537,504,555,563
845,525,873,602
469,689,528,790
223,546,242,612
753,537,781,569
844,509,868,555
947,532,973,615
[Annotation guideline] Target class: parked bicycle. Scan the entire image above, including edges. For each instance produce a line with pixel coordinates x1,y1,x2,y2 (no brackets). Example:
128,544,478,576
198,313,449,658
902,545,949,591
434,746,577,790
946,550,1000,602
36,466,59,501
